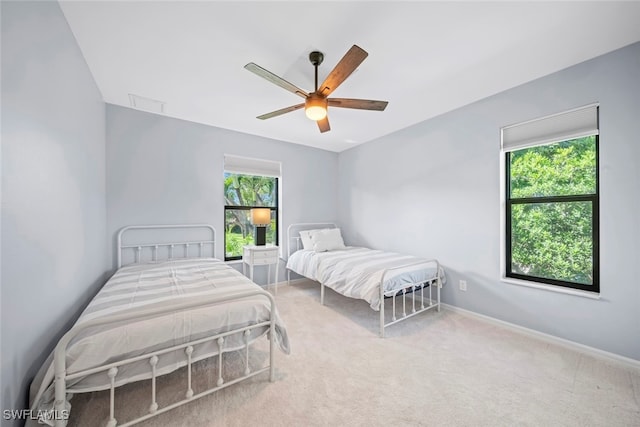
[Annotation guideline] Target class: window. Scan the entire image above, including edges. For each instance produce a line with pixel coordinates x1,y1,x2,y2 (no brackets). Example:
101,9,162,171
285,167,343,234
223,155,281,261
501,105,599,293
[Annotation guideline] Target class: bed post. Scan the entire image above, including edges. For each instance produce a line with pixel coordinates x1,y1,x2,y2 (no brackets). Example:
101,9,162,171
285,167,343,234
437,273,441,311
53,332,71,426
53,372,67,427
263,291,276,383
379,282,385,338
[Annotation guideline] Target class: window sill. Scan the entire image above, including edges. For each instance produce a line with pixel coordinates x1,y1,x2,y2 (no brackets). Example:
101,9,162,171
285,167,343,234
500,276,600,300
225,260,243,265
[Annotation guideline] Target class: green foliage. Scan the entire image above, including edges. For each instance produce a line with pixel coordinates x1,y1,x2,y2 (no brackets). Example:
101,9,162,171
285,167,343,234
224,173,278,258
510,137,596,198
509,136,596,285
511,203,593,284
224,173,276,207
225,232,254,258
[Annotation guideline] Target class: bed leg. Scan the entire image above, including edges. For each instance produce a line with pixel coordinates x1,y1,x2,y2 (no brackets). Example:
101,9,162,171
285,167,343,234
269,304,276,383
437,277,441,312
379,283,385,338
320,282,325,305
53,372,68,427
106,367,118,427
53,349,70,427
216,338,225,386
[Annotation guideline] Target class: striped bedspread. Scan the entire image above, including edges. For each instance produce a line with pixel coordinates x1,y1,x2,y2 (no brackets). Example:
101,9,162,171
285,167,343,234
31,258,289,418
286,247,442,310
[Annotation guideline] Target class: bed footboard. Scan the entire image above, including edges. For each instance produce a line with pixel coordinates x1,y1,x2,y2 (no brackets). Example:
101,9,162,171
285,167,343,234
313,258,442,337
378,259,441,338
38,290,277,427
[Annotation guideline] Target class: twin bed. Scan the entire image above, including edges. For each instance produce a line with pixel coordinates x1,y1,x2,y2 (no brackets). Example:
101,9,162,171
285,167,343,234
28,224,289,427
29,222,443,426
285,223,445,338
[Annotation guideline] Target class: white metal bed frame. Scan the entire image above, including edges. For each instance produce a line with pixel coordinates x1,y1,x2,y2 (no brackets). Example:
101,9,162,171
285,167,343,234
34,224,279,427
286,223,441,338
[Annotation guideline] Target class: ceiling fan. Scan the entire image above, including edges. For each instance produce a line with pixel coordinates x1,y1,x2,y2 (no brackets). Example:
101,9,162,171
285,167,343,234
244,45,388,133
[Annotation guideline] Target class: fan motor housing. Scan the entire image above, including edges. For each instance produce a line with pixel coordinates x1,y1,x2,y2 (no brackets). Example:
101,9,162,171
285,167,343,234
309,51,324,66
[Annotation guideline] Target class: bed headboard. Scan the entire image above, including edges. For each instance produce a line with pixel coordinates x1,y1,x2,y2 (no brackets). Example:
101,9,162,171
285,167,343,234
286,222,337,259
117,224,216,268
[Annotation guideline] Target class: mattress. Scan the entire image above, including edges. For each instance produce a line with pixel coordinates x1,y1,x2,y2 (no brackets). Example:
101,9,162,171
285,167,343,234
30,258,289,421
286,247,442,310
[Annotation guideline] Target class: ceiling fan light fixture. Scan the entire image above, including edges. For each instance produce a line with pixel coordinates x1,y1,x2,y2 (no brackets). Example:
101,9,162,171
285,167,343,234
305,95,327,121
246,45,387,132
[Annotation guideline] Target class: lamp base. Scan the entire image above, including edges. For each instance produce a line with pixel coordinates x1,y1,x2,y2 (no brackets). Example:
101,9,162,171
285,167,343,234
254,227,266,246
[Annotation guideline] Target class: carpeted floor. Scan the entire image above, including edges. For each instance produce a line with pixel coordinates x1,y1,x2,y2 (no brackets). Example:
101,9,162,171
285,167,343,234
68,280,640,427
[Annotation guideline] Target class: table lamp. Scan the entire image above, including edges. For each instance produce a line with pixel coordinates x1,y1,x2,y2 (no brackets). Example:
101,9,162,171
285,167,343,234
250,208,271,246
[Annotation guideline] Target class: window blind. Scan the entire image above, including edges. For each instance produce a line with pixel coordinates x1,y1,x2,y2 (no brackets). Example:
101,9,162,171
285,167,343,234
224,154,281,177
501,104,599,152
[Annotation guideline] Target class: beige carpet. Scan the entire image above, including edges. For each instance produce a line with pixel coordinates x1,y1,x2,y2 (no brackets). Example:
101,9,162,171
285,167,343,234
68,280,640,427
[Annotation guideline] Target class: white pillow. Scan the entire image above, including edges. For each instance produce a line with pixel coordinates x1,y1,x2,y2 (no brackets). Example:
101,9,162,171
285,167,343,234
299,229,326,250
311,228,346,252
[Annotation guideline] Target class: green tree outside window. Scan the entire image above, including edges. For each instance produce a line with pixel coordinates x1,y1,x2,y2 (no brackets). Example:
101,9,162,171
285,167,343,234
507,136,599,291
224,173,278,260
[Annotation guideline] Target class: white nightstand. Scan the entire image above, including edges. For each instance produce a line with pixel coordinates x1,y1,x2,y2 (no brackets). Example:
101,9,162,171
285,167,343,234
242,245,279,293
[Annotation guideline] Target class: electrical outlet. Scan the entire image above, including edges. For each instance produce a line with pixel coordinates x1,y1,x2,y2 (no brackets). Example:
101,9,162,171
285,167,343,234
459,280,467,291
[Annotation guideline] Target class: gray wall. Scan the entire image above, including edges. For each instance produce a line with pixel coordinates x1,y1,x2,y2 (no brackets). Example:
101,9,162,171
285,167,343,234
106,105,339,282
338,42,640,360
1,0,108,419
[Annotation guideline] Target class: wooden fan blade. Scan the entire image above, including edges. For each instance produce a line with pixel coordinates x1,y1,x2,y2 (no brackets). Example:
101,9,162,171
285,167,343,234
257,103,304,120
245,63,309,99
317,45,368,97
317,116,330,133
328,98,388,111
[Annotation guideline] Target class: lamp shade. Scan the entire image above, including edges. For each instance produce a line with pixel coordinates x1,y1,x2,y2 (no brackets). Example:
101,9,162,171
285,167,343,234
305,95,327,121
250,208,271,226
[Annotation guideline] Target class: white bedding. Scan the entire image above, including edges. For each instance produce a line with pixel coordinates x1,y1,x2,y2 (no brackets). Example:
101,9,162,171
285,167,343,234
30,258,289,422
286,247,443,310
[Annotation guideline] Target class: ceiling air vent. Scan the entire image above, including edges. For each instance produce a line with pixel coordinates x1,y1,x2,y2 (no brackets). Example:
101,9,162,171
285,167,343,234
128,94,166,114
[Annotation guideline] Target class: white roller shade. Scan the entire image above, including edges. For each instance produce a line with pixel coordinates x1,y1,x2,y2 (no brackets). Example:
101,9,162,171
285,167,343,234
224,154,281,177
501,104,599,152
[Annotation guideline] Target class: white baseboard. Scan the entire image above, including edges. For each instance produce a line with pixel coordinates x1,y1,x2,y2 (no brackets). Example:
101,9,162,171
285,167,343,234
264,277,313,291
441,303,640,372
279,278,311,286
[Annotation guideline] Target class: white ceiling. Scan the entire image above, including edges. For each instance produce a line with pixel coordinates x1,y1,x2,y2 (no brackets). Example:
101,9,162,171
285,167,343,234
59,1,640,153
